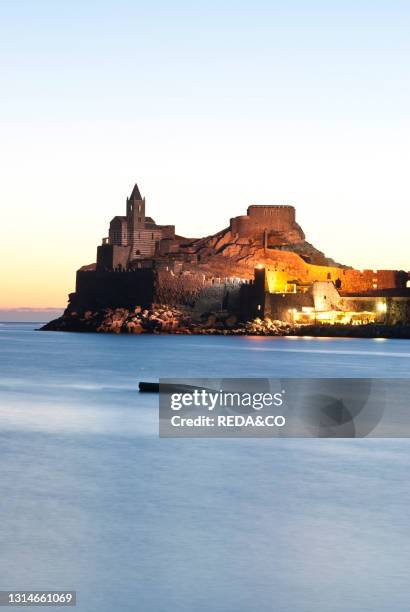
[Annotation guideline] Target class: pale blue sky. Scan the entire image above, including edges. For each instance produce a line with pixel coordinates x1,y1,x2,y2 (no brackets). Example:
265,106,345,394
2,1,410,121
1,0,409,306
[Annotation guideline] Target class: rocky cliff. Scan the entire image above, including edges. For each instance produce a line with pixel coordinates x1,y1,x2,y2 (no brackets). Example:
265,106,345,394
155,224,346,281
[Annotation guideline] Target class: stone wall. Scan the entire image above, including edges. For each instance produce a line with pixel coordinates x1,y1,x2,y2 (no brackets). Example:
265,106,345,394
264,292,314,322
386,298,410,325
155,270,207,307
312,281,343,311
155,269,242,316
73,269,155,309
191,284,242,317
341,270,408,293
229,205,305,243
96,244,131,271
263,255,407,293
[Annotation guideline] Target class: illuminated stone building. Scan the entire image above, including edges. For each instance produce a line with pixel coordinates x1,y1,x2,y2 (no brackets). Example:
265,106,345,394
97,183,175,271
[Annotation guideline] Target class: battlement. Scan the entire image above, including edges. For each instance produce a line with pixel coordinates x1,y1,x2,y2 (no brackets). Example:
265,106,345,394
247,204,295,212
230,204,304,244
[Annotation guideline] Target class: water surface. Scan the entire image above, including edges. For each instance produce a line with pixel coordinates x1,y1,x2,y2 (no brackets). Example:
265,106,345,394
0,323,409,612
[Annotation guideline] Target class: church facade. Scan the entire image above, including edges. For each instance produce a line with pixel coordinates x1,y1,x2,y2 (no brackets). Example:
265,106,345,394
97,183,175,271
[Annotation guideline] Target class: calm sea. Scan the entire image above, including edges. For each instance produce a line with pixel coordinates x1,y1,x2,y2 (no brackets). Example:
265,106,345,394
0,322,409,612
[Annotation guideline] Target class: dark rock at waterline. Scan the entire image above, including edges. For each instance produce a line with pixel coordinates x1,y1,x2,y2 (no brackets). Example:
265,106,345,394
41,308,410,338
40,307,291,336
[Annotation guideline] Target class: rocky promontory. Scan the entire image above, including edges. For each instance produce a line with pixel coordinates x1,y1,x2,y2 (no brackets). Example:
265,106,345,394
41,307,410,339
41,305,293,336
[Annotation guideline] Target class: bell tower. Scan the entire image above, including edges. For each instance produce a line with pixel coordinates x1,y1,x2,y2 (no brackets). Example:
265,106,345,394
126,183,145,248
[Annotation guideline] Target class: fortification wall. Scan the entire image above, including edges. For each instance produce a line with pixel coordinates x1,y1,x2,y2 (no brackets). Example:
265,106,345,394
73,269,155,309
312,281,342,311
264,293,314,322
229,205,304,242
155,270,207,307
154,269,243,316
340,270,407,293
97,244,131,271
264,251,405,292
264,251,343,284
248,205,296,226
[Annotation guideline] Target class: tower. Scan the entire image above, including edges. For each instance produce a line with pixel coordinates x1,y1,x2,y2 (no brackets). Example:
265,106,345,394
126,183,146,252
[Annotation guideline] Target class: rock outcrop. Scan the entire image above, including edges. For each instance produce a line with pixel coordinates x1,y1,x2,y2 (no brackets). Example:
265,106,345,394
126,223,347,288
42,307,410,338
41,306,293,336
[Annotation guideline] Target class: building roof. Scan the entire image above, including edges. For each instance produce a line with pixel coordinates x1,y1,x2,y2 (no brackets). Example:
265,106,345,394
129,183,143,200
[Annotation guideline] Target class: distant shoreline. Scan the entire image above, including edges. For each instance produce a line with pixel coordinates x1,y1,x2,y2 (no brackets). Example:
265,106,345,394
0,309,64,323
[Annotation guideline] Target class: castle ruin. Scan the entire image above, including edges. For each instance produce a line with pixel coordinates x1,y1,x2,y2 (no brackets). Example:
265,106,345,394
230,204,305,246
70,180,410,324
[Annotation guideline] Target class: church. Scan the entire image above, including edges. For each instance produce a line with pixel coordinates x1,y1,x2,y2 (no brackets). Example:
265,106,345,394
97,183,175,271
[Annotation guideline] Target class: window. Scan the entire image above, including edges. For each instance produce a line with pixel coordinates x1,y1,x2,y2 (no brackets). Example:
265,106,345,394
135,250,140,255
